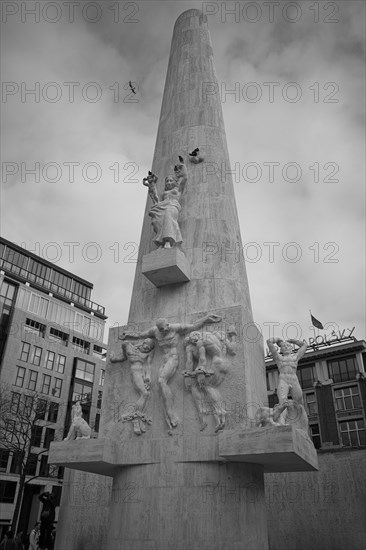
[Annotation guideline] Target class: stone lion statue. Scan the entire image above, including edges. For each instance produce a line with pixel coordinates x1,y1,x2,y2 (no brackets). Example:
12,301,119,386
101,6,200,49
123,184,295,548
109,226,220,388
64,401,92,441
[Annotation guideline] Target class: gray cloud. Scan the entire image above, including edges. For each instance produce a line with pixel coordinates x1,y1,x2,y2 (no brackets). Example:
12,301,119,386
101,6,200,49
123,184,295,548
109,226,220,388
2,0,365,342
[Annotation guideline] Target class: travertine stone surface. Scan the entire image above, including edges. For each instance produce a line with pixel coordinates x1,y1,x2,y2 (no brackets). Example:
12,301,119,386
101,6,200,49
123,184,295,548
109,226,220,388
219,425,319,472
142,247,190,286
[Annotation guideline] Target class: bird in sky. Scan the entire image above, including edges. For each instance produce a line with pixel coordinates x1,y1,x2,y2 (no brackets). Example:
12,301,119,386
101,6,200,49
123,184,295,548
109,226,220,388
189,148,200,157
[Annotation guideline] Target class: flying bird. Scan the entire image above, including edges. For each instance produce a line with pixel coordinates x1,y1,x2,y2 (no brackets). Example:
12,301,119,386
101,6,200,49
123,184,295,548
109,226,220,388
189,148,200,157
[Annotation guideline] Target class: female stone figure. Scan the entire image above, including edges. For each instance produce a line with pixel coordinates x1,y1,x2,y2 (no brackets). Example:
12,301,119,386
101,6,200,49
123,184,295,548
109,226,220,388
148,159,187,249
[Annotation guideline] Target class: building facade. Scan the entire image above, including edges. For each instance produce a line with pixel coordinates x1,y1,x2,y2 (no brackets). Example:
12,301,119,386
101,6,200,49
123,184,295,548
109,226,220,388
0,237,107,537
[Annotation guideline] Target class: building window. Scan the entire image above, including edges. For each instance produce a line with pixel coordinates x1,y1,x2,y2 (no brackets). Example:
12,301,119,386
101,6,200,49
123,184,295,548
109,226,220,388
26,453,38,476
297,365,316,389
36,399,48,420
0,450,10,472
52,378,62,398
15,366,26,387
0,279,17,302
25,318,46,338
328,356,358,383
11,392,21,414
27,370,38,391
334,386,361,411
97,390,103,409
10,451,24,474
0,481,17,503
99,369,105,387
19,342,30,362
73,336,90,355
93,345,106,359
27,259,51,288
339,419,366,447
48,402,59,423
28,293,49,318
30,346,42,366
2,247,28,272
94,413,100,432
45,351,55,370
75,359,95,382
31,426,43,447
305,392,317,416
310,425,321,449
5,419,16,443
39,455,49,477
44,428,55,449
55,354,66,374
51,271,73,298
24,395,34,415
49,327,69,345
72,381,92,403
41,374,51,395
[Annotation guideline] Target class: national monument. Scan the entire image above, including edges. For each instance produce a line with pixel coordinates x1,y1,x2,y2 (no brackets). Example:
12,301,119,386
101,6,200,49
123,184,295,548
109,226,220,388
50,9,318,550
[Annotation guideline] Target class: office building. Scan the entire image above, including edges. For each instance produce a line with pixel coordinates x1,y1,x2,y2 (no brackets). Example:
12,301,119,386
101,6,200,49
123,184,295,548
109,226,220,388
0,237,107,537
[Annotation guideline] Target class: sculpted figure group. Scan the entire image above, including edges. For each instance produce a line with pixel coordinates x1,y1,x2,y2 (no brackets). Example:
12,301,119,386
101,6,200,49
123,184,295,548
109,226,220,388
183,327,237,432
116,314,222,434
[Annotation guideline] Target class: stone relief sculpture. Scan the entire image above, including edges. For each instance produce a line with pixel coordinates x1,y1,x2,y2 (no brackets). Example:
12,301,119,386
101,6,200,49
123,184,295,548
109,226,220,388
264,337,311,437
147,157,188,249
255,402,289,428
183,326,237,432
64,401,91,440
110,339,155,435
120,314,221,433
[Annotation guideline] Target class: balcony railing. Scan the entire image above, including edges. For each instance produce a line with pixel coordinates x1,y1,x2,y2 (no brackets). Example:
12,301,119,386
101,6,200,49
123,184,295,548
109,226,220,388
0,259,105,316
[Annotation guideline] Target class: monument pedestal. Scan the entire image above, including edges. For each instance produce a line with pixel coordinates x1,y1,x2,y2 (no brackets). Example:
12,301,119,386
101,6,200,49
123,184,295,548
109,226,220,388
142,248,190,287
50,427,317,549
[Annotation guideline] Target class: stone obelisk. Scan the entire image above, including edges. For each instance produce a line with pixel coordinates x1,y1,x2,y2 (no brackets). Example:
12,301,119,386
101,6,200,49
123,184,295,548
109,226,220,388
103,9,268,549
50,10,317,550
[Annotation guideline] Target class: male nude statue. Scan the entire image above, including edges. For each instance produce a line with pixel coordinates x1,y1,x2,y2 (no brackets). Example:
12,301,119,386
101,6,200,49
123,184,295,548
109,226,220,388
110,339,155,435
120,314,221,431
266,337,307,406
184,328,236,432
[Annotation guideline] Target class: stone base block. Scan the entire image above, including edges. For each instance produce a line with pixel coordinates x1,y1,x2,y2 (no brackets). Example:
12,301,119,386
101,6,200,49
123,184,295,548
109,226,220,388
49,439,118,477
218,425,319,472
141,247,190,286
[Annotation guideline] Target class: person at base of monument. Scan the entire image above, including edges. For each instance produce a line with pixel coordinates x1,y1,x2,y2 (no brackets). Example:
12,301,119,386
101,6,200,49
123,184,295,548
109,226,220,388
38,492,55,550
120,314,221,432
266,337,307,406
110,338,155,435
29,523,40,550
0,531,15,550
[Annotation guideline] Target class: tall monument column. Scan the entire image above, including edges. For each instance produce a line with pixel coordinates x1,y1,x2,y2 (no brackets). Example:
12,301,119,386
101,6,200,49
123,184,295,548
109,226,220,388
104,9,268,549
50,10,317,550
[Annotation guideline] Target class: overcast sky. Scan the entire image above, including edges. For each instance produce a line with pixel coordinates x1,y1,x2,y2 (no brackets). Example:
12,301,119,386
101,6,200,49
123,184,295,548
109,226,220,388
1,0,365,344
